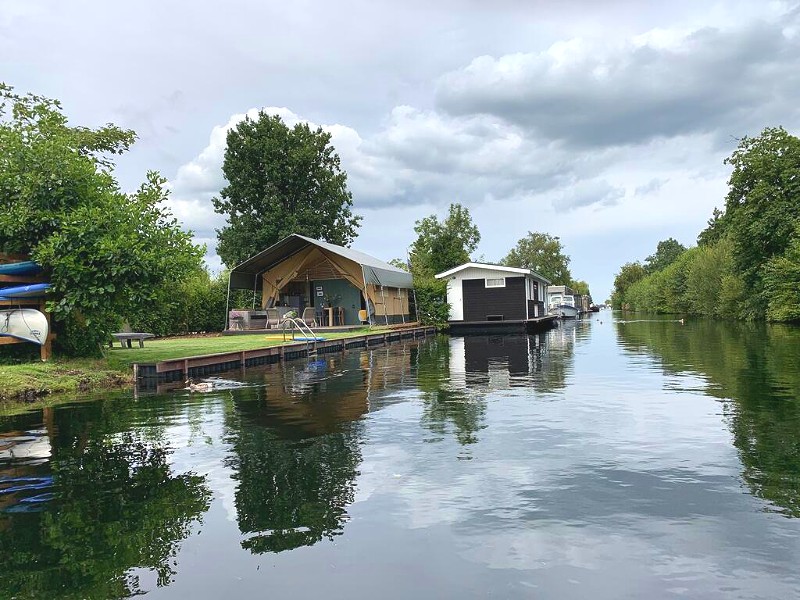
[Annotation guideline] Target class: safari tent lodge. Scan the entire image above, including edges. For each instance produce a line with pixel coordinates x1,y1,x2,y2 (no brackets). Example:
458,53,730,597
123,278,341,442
226,234,414,330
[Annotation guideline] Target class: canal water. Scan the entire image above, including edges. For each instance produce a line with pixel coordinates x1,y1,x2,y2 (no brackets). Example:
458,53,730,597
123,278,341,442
2,314,800,599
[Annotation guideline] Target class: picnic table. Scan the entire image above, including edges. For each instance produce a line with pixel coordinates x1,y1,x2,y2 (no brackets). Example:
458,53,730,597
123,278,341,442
110,332,155,348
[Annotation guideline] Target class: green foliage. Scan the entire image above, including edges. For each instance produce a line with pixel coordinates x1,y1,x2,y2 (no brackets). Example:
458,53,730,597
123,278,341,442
763,221,800,322
717,127,800,316
34,173,203,354
569,279,590,297
625,250,694,314
620,127,800,322
409,203,480,279
129,268,229,336
611,261,647,308
502,231,572,284
412,278,450,327
618,240,752,319
644,237,687,274
684,239,733,317
406,204,478,327
0,85,203,356
213,112,361,266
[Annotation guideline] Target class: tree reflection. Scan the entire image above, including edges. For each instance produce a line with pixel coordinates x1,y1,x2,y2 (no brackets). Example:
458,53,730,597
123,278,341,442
0,399,211,599
412,330,575,447
616,319,800,517
224,352,378,554
414,336,487,446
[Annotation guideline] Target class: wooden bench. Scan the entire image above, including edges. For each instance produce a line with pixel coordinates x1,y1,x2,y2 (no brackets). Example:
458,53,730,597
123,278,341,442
110,332,155,348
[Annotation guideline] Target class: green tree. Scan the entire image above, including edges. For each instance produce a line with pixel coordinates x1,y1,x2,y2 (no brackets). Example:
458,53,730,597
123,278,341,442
763,221,800,322
718,127,800,317
213,112,361,266
407,204,480,327
697,207,728,246
501,231,572,284
644,237,687,273
409,203,480,279
0,85,203,355
569,279,591,297
612,261,647,308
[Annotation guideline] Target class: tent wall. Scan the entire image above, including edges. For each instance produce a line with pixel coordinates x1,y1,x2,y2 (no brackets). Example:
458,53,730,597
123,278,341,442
363,284,410,322
259,246,376,309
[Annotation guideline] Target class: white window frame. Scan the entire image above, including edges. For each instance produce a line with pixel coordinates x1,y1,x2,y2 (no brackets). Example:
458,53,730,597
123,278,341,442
485,277,506,288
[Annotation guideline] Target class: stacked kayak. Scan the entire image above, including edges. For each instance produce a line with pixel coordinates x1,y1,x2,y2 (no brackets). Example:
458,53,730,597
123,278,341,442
0,283,51,299
0,260,42,276
0,308,49,345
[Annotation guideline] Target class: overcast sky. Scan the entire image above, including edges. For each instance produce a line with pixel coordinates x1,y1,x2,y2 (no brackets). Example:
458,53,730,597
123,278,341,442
3,0,799,300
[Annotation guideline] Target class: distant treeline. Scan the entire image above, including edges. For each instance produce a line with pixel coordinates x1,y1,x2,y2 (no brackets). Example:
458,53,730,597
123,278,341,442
612,127,800,323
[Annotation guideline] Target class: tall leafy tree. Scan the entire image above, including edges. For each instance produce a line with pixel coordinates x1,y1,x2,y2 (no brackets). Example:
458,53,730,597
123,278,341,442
644,237,687,273
0,84,203,355
409,203,480,279
501,231,572,284
569,279,591,297
763,221,800,322
702,127,800,316
612,261,647,308
213,112,362,266
407,203,480,326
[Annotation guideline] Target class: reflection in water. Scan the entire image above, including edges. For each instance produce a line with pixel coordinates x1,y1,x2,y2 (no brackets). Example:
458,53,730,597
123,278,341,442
616,318,800,516
223,343,418,553
415,330,577,448
0,400,211,599
3,317,799,599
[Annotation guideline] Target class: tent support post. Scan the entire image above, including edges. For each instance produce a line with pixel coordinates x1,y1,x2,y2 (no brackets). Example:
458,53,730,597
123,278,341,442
381,285,388,326
224,274,232,331
361,266,371,327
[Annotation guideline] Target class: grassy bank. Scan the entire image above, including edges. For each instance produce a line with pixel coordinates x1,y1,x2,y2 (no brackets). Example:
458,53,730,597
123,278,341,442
1,325,406,412
0,359,132,410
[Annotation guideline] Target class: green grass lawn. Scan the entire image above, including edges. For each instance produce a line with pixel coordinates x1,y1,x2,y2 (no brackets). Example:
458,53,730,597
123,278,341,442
1,325,412,411
106,327,382,366
0,358,131,408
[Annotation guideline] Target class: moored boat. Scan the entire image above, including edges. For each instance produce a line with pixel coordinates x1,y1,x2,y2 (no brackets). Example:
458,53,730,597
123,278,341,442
0,308,49,345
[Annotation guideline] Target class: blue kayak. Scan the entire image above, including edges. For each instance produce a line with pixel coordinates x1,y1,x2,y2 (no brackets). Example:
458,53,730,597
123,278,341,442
0,283,51,299
0,261,42,276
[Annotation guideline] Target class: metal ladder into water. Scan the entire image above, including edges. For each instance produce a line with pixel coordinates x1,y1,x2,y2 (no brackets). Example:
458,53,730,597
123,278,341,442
281,317,321,356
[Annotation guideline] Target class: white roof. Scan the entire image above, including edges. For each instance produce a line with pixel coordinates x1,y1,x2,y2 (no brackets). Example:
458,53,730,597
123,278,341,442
435,262,551,284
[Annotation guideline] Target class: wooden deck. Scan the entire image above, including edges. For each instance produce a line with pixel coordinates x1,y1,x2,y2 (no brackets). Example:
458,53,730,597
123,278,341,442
134,325,437,391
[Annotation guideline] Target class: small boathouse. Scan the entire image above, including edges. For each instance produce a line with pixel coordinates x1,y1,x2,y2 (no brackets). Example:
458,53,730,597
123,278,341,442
435,263,556,333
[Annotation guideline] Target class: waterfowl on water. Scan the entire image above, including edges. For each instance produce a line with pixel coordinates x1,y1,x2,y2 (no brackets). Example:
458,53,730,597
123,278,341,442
185,378,213,392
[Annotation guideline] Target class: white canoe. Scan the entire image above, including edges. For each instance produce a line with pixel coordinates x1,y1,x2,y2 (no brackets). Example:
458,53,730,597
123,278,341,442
0,309,49,345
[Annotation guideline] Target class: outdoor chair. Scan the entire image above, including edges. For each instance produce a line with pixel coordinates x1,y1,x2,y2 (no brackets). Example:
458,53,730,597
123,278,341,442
358,309,370,325
265,308,280,329
302,307,317,327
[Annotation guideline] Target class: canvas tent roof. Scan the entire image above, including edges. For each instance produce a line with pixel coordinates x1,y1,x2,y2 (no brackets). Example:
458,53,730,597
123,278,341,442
229,234,413,291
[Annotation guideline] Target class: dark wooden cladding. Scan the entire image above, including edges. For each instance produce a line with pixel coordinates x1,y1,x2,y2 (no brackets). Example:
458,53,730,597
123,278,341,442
528,300,545,318
462,277,527,322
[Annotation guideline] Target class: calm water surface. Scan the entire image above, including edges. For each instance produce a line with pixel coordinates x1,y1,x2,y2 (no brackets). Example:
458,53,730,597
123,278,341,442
2,314,800,599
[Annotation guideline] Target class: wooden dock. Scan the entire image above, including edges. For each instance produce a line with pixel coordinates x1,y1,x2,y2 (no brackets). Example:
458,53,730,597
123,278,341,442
134,325,437,389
